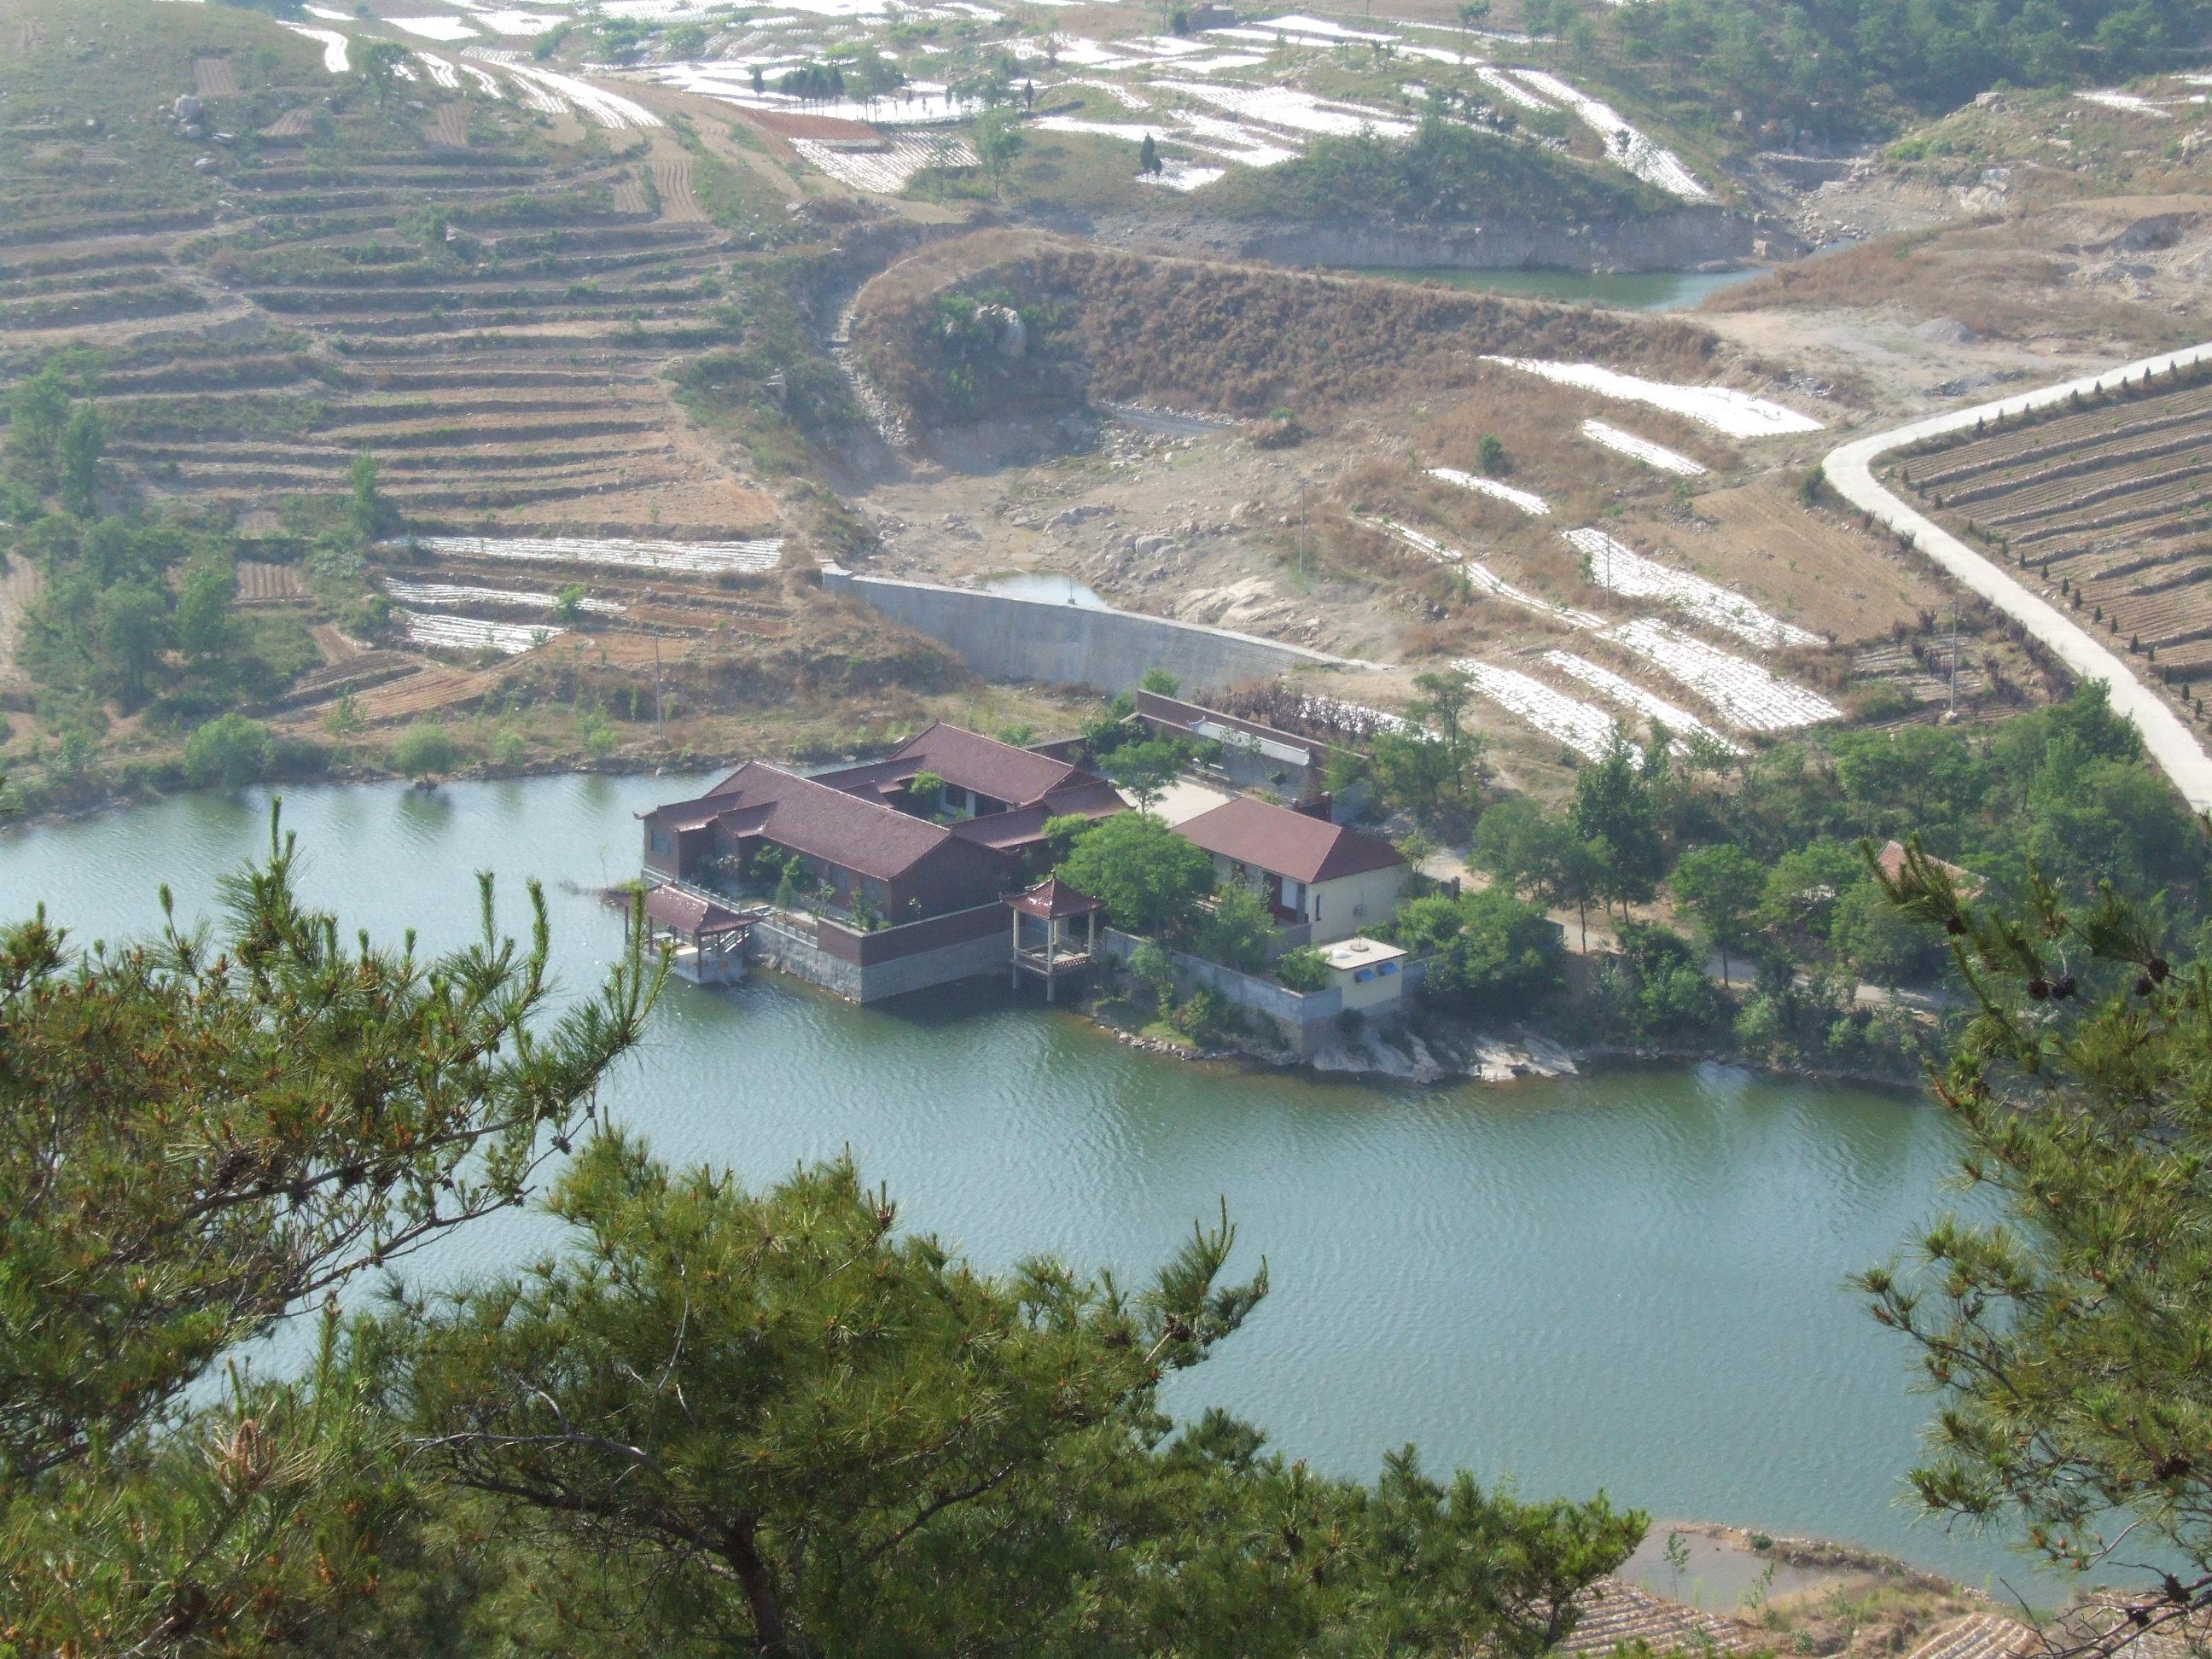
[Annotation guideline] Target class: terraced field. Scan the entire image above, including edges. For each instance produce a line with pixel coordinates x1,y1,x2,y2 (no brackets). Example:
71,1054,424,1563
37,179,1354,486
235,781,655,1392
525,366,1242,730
0,15,787,549
1903,375,2212,689
0,6,837,735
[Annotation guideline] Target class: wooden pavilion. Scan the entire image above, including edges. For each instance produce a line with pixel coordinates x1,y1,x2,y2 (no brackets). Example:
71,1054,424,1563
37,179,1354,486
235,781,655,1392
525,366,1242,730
643,884,760,985
1006,877,1103,1003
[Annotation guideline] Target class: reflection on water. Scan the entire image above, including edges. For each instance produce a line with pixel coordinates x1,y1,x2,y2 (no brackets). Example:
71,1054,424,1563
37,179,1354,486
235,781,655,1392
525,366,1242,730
0,776,2023,1588
978,571,1112,609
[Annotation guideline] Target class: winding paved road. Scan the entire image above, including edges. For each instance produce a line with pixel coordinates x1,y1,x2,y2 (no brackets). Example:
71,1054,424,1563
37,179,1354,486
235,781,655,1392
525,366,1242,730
1822,341,2212,809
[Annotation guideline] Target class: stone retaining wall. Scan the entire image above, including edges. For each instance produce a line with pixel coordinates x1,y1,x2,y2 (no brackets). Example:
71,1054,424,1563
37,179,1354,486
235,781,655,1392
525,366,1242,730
820,565,1357,695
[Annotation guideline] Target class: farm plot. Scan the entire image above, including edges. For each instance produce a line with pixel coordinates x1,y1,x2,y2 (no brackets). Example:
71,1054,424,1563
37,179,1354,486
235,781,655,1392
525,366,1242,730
1582,419,1705,474
384,577,626,614
1483,358,1824,438
1608,618,1841,731
1543,650,1743,752
1428,467,1550,515
791,134,978,194
1380,521,1604,627
1455,660,1634,762
403,534,786,573
1901,377,2212,682
1563,527,1819,648
399,608,565,655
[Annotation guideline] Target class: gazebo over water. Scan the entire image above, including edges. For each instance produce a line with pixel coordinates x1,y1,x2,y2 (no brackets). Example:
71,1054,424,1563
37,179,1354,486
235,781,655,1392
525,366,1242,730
1006,877,1103,1003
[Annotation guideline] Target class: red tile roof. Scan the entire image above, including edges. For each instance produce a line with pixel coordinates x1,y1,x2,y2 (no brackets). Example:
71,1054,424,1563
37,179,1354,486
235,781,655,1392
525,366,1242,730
643,885,754,938
1007,877,1104,919
680,761,954,882
875,721,1085,806
1175,796,1405,884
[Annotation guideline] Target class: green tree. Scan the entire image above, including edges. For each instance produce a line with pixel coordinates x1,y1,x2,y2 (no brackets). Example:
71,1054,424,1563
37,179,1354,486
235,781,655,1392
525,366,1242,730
1859,841,2212,1644
391,722,460,777
1103,736,1190,815
348,452,395,543
1274,943,1329,991
356,38,412,109
379,1133,1641,1656
0,820,657,1655
175,558,239,664
1057,812,1215,935
182,713,276,789
94,579,171,707
1669,842,1762,986
1572,732,1664,917
1474,433,1509,477
6,362,72,489
974,105,1026,195
1194,878,1278,970
1423,888,1565,1010
552,583,588,624
57,403,103,517
1139,666,1180,696
1409,667,1486,809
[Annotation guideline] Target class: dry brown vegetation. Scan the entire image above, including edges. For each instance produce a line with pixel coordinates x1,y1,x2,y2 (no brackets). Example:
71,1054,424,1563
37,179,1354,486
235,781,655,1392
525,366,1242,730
853,233,1755,427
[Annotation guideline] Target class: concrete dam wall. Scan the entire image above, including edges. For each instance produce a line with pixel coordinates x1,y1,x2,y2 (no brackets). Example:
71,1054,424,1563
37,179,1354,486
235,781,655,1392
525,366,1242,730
819,566,1359,695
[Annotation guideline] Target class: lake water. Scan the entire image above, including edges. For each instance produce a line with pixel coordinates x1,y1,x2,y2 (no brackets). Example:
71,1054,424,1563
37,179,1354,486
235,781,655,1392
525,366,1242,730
979,570,1111,608
1348,266,1763,311
0,774,2030,1593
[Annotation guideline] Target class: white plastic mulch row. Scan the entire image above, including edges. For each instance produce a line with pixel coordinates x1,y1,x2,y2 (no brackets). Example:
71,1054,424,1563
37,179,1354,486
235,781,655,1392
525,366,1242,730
404,535,785,574
2077,89,2171,117
1510,69,1710,200
391,15,482,40
1150,80,1413,138
1427,466,1550,516
417,53,463,90
1607,618,1840,731
1474,65,1552,111
1581,418,1706,475
1482,357,1823,438
281,23,351,73
399,610,565,655
1542,650,1743,754
498,61,661,127
650,63,979,125
384,579,626,614
1062,76,1152,109
1563,527,1819,649
791,134,977,193
1456,661,1634,764
1381,521,1604,628
1138,160,1227,190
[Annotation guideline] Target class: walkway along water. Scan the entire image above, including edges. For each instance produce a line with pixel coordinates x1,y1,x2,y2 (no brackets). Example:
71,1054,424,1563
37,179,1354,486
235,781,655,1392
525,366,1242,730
1822,340,2212,809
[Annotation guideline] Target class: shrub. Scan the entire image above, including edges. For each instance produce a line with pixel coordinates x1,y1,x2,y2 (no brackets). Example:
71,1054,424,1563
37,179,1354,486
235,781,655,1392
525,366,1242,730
390,723,460,777
1274,945,1329,992
182,713,276,789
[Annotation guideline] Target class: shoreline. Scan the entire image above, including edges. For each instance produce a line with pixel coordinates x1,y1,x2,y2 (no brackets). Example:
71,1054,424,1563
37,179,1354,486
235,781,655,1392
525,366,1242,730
4,764,1936,1100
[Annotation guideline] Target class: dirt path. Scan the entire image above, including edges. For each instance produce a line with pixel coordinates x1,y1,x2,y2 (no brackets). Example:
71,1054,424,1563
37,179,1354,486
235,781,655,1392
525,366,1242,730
1825,339,2212,808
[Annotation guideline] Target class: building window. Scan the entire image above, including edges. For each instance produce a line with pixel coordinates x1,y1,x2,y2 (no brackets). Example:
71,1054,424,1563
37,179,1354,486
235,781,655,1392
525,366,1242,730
650,830,673,858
